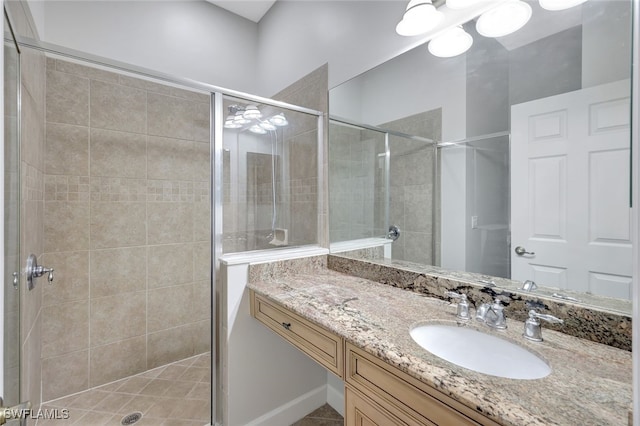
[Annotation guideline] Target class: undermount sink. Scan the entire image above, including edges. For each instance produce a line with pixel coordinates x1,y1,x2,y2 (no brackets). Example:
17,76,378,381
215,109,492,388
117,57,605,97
410,324,551,380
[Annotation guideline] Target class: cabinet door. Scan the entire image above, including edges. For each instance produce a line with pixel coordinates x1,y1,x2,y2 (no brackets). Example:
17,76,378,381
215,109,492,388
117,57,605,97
346,386,434,426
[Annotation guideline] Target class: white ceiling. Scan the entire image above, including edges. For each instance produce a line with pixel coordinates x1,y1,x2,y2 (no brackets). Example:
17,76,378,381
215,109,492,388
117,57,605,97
205,0,277,23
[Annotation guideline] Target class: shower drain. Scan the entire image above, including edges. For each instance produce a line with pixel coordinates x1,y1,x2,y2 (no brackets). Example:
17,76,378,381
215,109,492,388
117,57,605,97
121,412,143,425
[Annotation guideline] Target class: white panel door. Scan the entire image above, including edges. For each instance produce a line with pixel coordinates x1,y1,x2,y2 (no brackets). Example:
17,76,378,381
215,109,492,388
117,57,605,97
511,80,632,299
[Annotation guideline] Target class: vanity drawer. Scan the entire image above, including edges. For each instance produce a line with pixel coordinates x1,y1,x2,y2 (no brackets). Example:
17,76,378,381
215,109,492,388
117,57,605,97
250,291,343,378
345,343,501,426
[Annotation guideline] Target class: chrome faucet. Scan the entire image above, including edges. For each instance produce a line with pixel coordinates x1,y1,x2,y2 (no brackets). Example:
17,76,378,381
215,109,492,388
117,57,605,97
484,298,507,329
523,309,563,342
445,291,471,321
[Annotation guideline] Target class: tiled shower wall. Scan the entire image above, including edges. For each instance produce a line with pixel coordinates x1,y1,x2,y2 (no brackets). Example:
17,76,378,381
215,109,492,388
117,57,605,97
40,58,211,401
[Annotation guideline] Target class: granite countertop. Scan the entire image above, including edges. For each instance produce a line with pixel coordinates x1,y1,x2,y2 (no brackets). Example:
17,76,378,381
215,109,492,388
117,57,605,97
247,268,632,426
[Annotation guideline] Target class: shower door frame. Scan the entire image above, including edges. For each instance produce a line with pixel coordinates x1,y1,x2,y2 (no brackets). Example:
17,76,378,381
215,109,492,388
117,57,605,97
9,35,325,426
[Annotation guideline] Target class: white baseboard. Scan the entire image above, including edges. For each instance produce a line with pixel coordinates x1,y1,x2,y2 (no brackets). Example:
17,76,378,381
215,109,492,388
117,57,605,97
244,385,327,426
326,382,345,417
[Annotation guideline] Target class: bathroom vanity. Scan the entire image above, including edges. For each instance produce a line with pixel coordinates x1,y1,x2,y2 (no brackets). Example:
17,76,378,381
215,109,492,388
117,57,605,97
247,258,632,426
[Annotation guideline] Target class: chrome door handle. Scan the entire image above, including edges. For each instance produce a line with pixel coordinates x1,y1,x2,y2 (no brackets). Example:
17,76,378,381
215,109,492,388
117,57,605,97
515,246,535,256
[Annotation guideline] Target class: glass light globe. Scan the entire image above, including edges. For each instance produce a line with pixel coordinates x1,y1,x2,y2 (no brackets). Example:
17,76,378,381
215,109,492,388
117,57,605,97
428,26,473,58
476,0,532,38
539,0,587,10
396,0,444,36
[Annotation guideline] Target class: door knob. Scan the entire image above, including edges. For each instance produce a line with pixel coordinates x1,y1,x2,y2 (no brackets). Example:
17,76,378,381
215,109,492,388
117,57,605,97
514,246,535,256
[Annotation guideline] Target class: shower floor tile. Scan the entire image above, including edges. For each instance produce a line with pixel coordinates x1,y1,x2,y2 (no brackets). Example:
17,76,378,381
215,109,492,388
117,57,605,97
37,352,211,426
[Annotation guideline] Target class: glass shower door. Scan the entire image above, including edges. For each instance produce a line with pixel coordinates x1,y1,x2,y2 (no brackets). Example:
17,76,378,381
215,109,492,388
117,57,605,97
3,11,21,407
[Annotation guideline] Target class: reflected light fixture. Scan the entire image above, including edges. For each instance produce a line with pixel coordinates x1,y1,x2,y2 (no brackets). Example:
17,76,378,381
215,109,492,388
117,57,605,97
269,113,289,127
445,0,488,9
249,124,267,134
233,110,251,125
224,105,289,131
259,121,277,131
476,0,532,38
539,0,587,10
396,0,444,36
243,104,262,119
428,26,473,57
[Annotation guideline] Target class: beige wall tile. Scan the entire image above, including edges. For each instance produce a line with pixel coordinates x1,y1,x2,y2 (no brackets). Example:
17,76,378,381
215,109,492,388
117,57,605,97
42,350,89,401
191,320,211,355
90,336,146,387
46,69,89,126
42,251,89,306
147,93,194,140
90,247,147,297
90,129,146,178
21,49,46,106
42,300,89,358
53,60,120,83
21,315,42,407
192,241,211,282
193,202,211,242
147,203,193,244
147,136,194,180
90,292,146,347
90,80,146,134
192,142,210,182
90,201,146,249
22,91,45,171
118,74,173,96
147,244,193,289
290,131,318,180
193,102,210,142
147,325,194,369
147,284,194,332
44,201,90,252
45,123,89,176
193,281,211,322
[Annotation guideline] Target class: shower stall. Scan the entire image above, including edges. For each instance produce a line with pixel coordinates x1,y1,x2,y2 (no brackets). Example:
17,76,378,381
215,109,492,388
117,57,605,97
2,9,324,424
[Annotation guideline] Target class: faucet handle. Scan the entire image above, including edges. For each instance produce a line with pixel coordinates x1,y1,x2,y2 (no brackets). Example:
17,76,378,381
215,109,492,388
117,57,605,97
521,280,537,292
523,309,563,342
528,309,563,324
444,291,471,321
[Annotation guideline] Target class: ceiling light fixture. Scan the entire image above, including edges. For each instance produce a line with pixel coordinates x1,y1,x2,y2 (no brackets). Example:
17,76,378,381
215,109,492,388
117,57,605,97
428,26,473,57
539,0,587,11
476,0,532,38
396,0,444,36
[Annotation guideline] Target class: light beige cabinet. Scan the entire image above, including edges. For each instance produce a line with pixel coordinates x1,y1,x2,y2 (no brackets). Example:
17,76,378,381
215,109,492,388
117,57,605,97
250,291,343,377
249,290,501,426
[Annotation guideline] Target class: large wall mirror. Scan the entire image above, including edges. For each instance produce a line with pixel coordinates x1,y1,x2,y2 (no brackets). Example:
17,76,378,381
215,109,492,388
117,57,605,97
328,0,633,315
